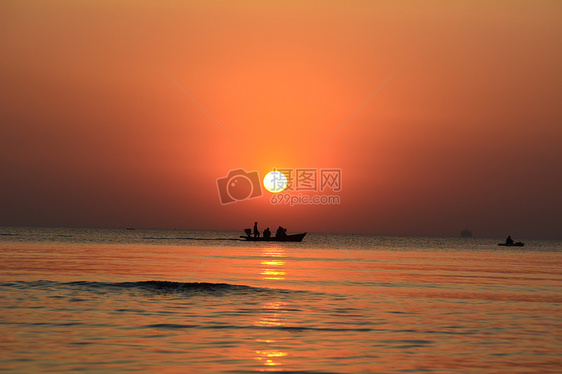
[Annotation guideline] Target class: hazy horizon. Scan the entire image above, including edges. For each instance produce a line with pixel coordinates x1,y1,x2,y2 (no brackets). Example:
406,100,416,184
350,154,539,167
2,225,558,242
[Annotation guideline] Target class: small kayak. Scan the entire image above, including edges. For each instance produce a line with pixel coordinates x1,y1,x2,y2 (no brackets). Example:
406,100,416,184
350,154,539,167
498,242,524,247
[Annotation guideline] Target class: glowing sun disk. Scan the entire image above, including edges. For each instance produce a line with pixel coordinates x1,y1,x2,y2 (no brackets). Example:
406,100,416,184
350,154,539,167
263,171,287,193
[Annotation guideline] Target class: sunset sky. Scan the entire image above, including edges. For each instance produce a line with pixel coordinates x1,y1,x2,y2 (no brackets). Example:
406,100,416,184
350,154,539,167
1,1,561,239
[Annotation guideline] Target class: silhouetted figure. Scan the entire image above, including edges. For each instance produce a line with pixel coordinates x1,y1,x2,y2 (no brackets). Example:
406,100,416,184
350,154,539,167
276,226,287,238
253,222,260,238
263,227,271,238
505,235,514,245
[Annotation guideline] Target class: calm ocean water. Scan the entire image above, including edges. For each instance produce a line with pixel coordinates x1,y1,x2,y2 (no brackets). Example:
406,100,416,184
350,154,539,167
1,227,561,373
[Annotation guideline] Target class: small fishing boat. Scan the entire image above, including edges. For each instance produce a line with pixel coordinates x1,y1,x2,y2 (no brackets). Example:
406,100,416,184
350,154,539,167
498,242,524,247
240,232,307,242
461,228,472,237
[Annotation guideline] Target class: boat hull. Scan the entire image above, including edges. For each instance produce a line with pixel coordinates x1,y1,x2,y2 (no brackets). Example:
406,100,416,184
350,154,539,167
240,233,307,242
498,242,524,247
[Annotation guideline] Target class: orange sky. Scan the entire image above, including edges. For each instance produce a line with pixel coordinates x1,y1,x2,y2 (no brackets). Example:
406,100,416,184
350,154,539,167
1,1,561,239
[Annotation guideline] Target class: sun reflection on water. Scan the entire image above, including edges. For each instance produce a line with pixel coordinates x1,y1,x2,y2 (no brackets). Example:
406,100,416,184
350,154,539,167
254,301,290,369
261,247,285,257
254,247,290,369
254,301,288,327
255,350,288,368
260,269,286,280
261,260,284,266
260,246,286,280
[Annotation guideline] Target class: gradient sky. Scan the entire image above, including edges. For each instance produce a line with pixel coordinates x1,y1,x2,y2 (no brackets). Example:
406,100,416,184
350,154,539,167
1,1,561,239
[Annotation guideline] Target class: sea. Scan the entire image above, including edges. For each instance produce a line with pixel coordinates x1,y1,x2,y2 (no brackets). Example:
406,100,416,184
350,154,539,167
1,227,561,373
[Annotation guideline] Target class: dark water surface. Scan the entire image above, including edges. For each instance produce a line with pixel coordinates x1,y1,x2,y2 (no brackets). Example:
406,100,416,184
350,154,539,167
1,227,561,373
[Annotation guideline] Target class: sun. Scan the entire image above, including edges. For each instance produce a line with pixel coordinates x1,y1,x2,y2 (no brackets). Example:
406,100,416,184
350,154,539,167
263,171,287,193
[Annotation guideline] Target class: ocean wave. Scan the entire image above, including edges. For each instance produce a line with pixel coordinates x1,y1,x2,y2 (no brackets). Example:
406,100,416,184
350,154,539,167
142,322,379,333
0,280,297,298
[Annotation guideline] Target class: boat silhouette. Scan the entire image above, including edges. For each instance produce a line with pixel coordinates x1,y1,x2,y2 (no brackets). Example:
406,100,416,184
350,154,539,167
240,230,306,242
498,242,524,247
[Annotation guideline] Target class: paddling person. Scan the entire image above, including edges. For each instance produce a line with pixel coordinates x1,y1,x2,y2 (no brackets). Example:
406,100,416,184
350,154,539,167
263,227,271,238
253,222,260,238
505,235,514,245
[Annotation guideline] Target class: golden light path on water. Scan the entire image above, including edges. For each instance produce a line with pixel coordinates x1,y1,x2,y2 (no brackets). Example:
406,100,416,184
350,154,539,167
255,246,288,368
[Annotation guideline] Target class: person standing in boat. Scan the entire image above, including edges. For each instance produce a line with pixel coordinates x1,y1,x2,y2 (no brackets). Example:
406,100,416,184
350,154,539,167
505,235,514,245
263,227,271,238
253,222,260,238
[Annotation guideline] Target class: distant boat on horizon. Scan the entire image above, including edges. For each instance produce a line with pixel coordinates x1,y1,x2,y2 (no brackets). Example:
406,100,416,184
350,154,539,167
461,228,472,237
498,241,524,247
